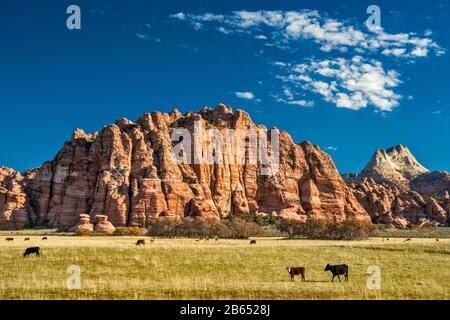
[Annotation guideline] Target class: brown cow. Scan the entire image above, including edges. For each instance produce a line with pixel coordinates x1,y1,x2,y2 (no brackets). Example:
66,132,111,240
42,237,48,240
287,267,306,282
5,237,14,241
249,240,256,245
24,238,30,241
136,239,146,246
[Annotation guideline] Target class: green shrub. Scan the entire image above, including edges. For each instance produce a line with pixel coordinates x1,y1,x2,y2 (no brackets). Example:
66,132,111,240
146,217,263,239
277,218,378,240
75,229,93,236
113,227,145,236
236,213,281,227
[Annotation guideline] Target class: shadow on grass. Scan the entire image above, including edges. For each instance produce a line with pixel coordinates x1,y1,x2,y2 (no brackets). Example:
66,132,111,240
289,280,331,283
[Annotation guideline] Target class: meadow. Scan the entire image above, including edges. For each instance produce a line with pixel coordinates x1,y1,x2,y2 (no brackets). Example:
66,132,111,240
0,234,449,300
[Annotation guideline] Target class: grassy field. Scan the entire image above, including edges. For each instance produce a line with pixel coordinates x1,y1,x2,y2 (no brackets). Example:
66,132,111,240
0,235,449,300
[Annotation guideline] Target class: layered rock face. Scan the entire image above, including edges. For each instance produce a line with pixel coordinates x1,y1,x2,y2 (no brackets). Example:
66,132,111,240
410,171,450,197
0,105,370,229
0,167,29,229
351,178,448,227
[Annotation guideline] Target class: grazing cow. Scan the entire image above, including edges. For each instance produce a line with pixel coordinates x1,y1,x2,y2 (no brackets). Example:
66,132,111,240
23,247,40,257
42,237,48,240
324,264,349,282
286,267,306,282
24,238,30,241
405,238,411,242
136,239,146,246
5,237,14,241
436,239,439,242
249,240,257,245
386,238,389,241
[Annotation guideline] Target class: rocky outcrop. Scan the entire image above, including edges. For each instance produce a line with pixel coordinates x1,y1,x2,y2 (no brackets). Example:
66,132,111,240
69,214,94,233
0,167,29,229
351,178,449,227
0,104,371,229
94,214,116,234
343,144,450,226
410,171,450,197
343,145,429,186
343,144,449,197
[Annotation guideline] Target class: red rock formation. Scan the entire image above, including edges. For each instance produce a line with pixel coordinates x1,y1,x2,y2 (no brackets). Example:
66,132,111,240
0,167,28,229
351,178,448,227
69,214,94,233
1,104,375,229
94,214,116,234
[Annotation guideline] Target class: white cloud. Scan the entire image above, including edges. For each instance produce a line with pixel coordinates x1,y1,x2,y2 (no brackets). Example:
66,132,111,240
283,88,294,99
325,146,338,151
283,56,401,111
411,47,428,57
170,10,443,59
170,12,186,20
287,100,314,107
235,91,255,100
218,26,232,34
273,88,314,107
180,44,199,52
382,48,406,57
273,61,288,67
170,10,443,112
135,33,148,39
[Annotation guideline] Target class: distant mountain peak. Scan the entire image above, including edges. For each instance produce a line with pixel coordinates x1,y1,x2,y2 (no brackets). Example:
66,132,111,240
360,144,429,184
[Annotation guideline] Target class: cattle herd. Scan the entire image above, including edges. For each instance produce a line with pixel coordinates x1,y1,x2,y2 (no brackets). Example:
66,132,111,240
3,236,442,283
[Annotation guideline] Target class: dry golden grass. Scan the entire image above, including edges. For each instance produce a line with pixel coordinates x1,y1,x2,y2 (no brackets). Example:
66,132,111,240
0,236,448,300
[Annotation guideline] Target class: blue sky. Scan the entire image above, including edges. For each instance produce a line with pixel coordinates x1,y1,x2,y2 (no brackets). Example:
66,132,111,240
0,0,449,173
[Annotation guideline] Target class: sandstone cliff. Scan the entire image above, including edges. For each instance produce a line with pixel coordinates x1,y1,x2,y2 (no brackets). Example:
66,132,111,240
0,105,370,229
0,167,29,229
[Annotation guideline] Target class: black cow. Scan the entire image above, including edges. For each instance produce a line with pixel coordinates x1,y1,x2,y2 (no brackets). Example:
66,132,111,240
287,267,305,282
23,247,40,257
136,239,146,246
5,237,14,241
249,240,257,245
42,237,48,240
24,238,30,241
324,264,348,282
